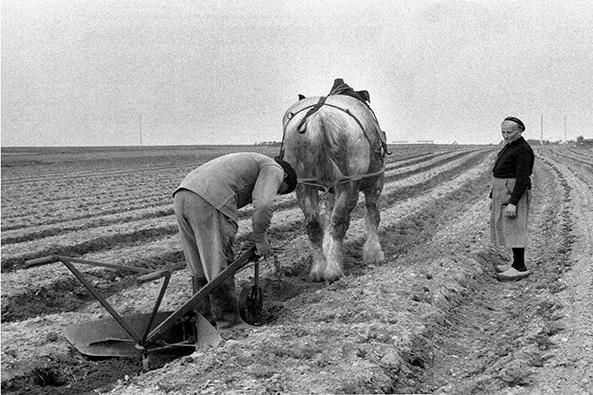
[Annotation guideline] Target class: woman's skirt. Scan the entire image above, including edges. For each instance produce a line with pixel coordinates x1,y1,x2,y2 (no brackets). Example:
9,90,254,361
490,177,531,248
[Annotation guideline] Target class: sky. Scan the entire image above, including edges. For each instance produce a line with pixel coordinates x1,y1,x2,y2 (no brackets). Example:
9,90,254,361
2,0,592,146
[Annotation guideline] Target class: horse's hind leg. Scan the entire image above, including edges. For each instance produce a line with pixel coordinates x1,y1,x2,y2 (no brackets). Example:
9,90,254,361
296,185,326,281
324,183,359,281
362,177,385,265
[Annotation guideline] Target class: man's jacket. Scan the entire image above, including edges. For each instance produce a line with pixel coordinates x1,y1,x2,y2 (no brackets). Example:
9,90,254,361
175,153,284,242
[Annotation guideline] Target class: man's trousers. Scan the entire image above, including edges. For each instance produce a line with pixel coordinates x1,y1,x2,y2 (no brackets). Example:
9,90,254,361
173,189,241,326
173,189,237,280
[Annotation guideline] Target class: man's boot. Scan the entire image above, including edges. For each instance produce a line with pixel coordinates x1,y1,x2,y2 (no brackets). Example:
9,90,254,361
209,279,248,329
191,276,214,324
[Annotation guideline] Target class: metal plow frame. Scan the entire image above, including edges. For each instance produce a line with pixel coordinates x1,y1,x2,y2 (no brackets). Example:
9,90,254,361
25,246,259,369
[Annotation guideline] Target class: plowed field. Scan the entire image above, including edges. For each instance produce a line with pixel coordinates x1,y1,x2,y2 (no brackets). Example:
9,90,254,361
2,144,592,394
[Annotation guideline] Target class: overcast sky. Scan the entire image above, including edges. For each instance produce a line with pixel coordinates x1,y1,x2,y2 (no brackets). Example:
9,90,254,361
2,0,592,146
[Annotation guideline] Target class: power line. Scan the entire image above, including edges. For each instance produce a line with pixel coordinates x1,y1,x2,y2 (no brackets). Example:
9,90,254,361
138,113,143,146
564,115,567,143
540,113,544,145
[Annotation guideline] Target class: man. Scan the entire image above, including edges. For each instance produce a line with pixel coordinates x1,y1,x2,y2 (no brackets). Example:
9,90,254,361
173,153,297,329
490,116,535,281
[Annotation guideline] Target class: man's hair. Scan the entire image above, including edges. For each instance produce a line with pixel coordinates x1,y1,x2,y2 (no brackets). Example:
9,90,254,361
275,158,297,194
503,116,525,131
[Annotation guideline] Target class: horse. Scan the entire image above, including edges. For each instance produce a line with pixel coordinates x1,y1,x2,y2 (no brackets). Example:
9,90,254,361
280,94,386,282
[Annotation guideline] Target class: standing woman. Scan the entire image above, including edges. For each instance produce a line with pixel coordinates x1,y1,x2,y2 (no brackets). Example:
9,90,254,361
490,116,535,281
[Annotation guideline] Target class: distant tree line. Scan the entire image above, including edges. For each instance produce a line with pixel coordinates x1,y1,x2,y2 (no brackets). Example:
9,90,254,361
526,139,562,145
255,141,282,146
575,135,593,145
525,136,592,145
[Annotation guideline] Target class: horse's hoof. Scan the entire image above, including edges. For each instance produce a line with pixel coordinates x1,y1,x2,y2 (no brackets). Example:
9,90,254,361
364,255,385,266
322,270,343,283
309,271,324,282
363,247,385,265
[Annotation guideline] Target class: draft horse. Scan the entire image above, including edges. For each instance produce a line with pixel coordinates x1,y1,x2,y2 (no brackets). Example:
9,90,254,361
280,85,387,282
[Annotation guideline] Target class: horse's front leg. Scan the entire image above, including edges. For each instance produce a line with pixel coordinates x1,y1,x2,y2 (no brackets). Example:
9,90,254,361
323,183,359,281
296,185,326,281
362,175,385,265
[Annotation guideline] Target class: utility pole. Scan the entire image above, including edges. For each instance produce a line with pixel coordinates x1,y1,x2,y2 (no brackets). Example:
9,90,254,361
564,115,567,143
138,114,143,146
540,113,544,145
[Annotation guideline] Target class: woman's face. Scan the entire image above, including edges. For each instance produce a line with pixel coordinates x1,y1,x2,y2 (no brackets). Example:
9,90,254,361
501,121,522,144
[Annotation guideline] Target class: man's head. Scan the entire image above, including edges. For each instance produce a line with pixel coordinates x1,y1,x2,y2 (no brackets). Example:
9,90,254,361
501,116,525,144
275,158,297,194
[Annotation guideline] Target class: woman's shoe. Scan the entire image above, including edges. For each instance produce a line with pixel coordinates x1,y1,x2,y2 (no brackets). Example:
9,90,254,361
497,267,531,282
496,264,511,272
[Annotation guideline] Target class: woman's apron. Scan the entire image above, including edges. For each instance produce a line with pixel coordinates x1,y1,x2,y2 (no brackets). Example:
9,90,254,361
490,177,531,248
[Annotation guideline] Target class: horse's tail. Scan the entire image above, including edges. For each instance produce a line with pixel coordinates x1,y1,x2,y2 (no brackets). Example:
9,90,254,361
307,112,343,187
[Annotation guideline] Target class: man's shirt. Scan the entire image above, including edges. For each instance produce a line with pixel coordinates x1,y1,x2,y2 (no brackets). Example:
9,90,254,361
175,153,284,242
492,136,534,205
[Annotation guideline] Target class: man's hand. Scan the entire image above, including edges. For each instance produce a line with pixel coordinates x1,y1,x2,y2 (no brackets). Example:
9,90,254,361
255,239,273,258
504,203,517,217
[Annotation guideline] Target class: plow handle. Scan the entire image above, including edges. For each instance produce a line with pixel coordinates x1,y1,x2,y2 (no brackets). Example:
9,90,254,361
137,270,170,283
145,245,259,342
25,255,60,268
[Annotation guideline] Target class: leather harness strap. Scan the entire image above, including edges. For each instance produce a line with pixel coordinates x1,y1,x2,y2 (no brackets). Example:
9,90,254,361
296,96,327,133
279,100,383,160
277,98,386,192
297,166,385,194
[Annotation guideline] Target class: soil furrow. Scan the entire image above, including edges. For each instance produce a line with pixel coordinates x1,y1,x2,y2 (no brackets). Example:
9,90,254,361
100,150,494,394
523,150,593,394
1,150,492,394
0,151,444,224
1,154,488,326
1,150,487,272
1,150,479,234
0,161,200,185
0,151,490,324
390,148,578,393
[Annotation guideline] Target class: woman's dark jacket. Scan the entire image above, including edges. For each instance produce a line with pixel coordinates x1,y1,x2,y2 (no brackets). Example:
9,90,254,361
492,136,535,205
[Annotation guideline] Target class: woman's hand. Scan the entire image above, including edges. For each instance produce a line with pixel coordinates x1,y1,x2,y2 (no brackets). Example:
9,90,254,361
504,203,517,217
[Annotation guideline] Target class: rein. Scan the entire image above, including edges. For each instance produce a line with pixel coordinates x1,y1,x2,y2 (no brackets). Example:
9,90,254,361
297,166,385,194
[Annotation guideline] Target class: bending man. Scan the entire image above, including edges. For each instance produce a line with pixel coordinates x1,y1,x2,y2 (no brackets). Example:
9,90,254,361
173,153,297,328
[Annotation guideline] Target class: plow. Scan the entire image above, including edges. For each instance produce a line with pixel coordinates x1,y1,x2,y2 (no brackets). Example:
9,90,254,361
25,246,263,370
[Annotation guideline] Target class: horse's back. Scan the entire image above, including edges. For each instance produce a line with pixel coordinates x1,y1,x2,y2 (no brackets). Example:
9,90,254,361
283,95,378,133
283,95,384,183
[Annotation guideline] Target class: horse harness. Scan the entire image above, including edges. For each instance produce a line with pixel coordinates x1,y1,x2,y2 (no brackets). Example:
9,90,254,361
297,166,386,195
278,95,388,194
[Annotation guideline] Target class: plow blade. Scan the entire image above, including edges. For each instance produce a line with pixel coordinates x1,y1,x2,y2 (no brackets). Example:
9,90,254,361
26,248,258,366
194,313,223,351
64,312,221,358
